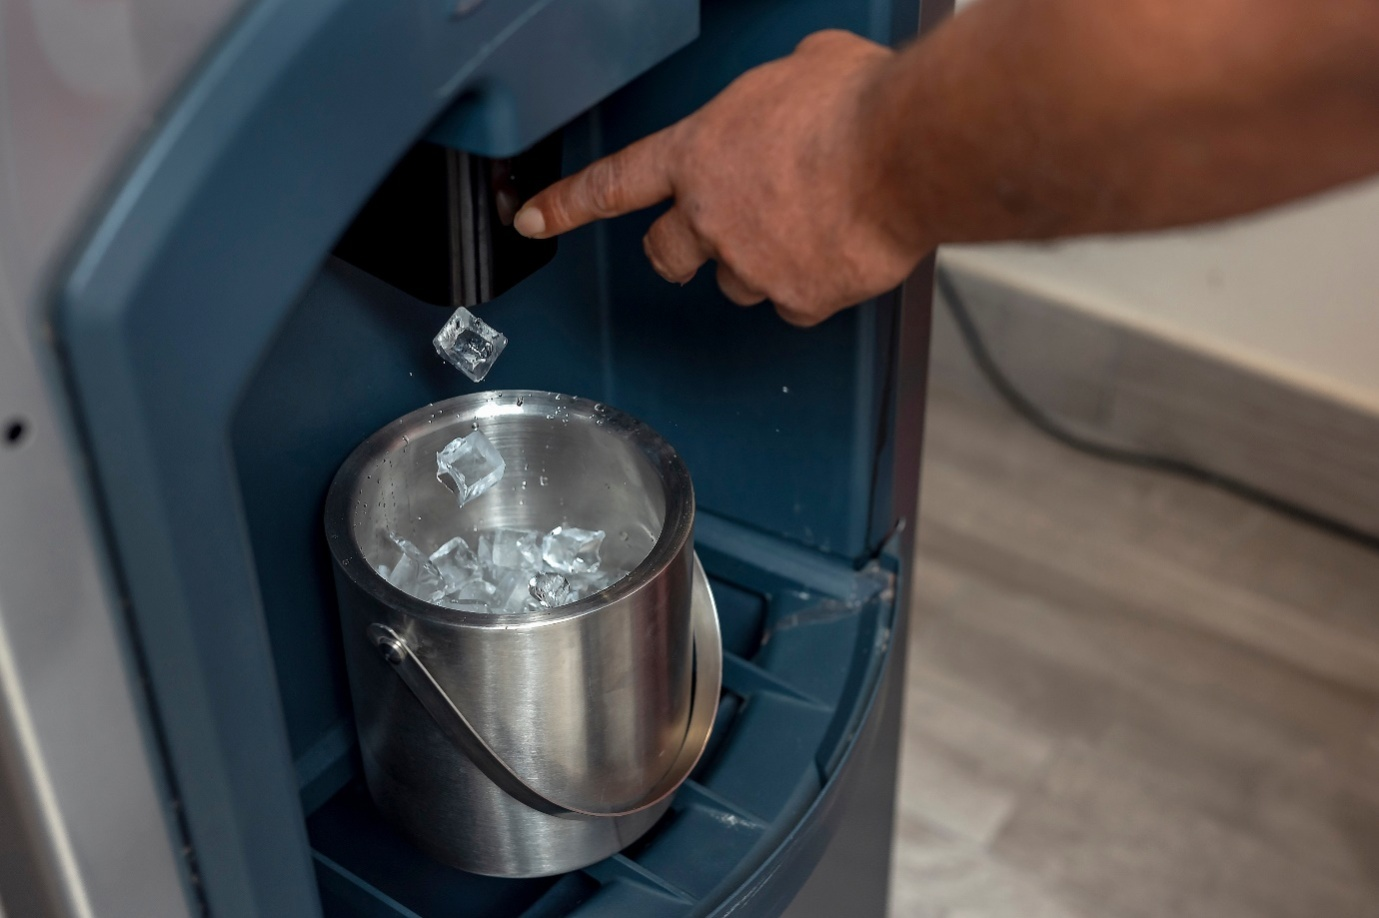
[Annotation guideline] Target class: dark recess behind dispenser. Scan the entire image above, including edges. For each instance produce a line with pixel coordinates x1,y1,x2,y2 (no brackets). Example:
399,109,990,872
334,134,562,308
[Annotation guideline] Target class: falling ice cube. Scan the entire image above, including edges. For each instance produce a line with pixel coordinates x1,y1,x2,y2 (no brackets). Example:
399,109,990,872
541,526,606,574
529,572,572,608
436,429,505,508
433,306,508,382
430,536,480,593
387,533,447,602
489,529,543,571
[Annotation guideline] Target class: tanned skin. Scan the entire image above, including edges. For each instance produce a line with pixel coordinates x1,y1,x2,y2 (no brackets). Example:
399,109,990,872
513,0,1379,327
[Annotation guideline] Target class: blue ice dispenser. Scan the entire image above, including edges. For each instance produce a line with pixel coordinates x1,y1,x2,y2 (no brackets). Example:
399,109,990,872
0,0,955,914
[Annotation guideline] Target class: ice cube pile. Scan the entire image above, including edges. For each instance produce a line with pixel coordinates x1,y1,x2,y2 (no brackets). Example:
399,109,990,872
374,428,626,611
434,306,508,382
379,526,623,612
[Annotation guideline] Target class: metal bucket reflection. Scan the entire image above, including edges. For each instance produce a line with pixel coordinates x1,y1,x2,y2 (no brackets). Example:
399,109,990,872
325,391,721,877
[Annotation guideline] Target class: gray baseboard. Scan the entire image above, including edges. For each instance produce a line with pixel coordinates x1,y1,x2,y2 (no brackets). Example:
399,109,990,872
929,265,1379,542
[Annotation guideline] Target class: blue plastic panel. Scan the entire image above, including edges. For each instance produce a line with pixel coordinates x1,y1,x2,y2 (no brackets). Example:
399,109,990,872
52,0,924,913
427,0,697,158
588,0,910,557
53,1,702,913
230,0,917,806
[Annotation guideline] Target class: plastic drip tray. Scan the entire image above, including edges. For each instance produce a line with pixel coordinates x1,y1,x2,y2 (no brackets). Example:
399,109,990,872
307,515,896,917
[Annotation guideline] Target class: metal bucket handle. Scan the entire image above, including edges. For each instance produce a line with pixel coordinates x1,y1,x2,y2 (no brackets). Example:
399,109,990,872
366,556,722,818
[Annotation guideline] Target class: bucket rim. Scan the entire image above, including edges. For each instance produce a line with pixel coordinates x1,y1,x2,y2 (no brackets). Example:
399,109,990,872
323,389,695,627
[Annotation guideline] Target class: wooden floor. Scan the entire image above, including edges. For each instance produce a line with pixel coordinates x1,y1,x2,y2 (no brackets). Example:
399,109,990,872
891,386,1379,918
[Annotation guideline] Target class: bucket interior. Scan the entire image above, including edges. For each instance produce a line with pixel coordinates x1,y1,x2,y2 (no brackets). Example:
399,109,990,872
343,393,677,592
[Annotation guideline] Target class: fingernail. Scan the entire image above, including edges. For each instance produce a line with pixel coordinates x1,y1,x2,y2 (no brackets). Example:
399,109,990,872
514,206,546,238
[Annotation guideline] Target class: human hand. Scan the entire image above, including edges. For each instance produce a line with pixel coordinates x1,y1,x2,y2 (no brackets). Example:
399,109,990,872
513,30,930,327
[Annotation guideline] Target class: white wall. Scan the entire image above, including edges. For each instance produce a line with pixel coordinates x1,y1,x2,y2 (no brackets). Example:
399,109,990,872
944,175,1379,415
941,1,1379,415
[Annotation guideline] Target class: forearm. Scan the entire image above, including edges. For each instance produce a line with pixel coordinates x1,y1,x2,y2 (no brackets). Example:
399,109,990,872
517,4,1379,325
869,0,1379,250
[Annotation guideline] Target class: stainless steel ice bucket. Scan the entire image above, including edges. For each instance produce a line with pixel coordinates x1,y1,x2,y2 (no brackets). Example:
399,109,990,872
323,391,720,877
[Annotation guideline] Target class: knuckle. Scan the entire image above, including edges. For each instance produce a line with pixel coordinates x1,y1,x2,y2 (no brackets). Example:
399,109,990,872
715,254,763,300
645,212,673,248
796,28,849,52
716,273,753,306
642,234,674,280
642,236,669,276
774,299,825,328
585,158,624,217
643,231,697,285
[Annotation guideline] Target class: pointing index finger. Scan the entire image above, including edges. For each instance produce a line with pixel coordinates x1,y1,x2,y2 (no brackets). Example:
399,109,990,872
514,127,676,239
